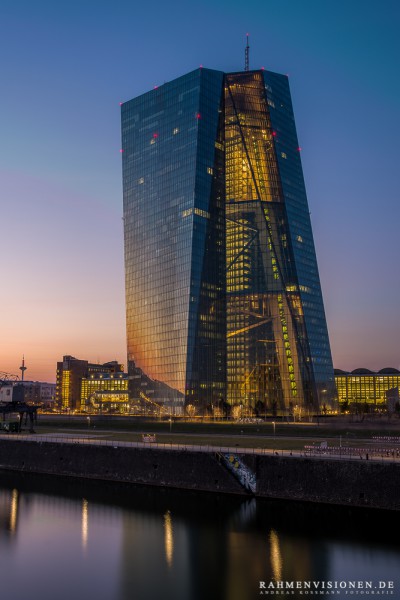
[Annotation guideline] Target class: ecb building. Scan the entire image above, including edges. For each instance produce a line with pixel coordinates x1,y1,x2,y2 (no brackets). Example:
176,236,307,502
121,67,335,415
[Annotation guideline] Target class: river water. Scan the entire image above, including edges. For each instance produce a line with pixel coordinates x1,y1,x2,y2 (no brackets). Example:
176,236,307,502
0,471,398,600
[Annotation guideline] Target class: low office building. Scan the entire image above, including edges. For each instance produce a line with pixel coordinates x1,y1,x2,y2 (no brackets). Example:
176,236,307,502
56,356,125,411
335,368,400,411
81,372,129,413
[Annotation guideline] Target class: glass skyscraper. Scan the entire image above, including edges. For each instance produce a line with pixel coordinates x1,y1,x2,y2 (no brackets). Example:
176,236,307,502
121,67,335,415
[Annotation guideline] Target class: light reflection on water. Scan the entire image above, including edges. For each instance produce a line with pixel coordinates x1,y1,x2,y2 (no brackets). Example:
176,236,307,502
0,471,399,600
269,529,282,581
164,510,174,568
9,488,18,534
81,498,88,551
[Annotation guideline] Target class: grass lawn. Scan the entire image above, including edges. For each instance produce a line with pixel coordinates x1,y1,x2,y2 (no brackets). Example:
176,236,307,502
29,416,400,451
35,414,400,439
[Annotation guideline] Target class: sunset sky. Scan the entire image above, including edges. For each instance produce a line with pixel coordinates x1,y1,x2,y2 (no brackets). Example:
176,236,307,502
1,0,399,382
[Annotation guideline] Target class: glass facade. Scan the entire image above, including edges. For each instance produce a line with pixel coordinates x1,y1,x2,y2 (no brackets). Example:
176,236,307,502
122,69,226,412
263,71,335,406
122,67,335,414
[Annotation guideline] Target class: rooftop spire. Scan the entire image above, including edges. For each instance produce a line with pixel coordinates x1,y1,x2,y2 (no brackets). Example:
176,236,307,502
245,33,250,71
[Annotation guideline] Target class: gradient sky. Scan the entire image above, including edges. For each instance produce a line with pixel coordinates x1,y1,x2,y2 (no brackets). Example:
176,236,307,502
1,0,399,382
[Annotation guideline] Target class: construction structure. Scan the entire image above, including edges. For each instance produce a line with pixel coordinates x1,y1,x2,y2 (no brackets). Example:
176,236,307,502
0,371,39,432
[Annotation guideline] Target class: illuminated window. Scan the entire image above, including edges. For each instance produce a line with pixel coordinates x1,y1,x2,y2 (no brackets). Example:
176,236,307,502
173,128,179,135
281,152,287,159
194,208,210,219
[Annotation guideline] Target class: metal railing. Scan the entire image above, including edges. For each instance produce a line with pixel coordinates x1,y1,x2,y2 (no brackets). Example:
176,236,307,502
0,433,400,464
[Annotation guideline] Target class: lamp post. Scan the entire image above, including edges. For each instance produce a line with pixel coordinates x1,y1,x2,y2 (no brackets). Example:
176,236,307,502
321,389,327,418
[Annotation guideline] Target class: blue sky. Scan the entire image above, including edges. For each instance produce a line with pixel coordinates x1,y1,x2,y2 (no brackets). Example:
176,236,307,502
1,0,399,380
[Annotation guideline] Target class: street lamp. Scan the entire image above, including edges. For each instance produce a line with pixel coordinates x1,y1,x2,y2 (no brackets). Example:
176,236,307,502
321,389,327,417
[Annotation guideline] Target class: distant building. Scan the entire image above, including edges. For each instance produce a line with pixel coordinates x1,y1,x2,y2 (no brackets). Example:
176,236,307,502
80,372,129,413
335,368,400,410
13,381,56,406
12,382,41,403
0,381,56,407
0,385,13,403
39,382,57,406
56,356,125,411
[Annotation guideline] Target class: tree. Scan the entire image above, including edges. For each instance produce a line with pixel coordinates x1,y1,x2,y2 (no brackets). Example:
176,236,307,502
255,400,265,417
222,401,231,419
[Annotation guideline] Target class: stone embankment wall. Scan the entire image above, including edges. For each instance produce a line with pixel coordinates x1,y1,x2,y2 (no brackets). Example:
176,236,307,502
0,440,398,510
243,454,399,510
0,440,244,495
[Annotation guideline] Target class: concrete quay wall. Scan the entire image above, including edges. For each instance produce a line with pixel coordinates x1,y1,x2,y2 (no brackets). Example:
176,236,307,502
243,454,399,510
0,439,244,495
0,440,398,510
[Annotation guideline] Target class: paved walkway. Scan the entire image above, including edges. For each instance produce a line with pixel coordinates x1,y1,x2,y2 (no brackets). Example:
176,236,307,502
1,432,399,464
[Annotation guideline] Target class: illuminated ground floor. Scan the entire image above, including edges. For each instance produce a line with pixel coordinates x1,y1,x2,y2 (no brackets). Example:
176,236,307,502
335,368,400,412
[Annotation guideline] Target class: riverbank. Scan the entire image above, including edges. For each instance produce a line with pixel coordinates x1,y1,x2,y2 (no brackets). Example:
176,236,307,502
0,437,398,511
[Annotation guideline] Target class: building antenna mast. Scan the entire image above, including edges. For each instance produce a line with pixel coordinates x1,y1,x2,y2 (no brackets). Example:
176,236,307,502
19,355,27,382
245,33,250,71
